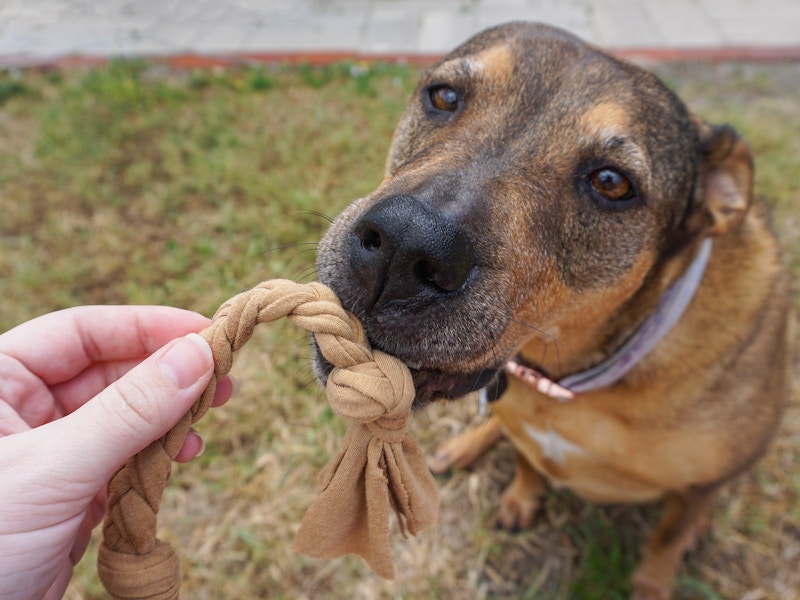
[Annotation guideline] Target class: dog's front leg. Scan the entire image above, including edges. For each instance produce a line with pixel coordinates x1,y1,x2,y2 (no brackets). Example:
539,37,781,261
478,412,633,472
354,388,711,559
428,414,504,474
631,486,717,600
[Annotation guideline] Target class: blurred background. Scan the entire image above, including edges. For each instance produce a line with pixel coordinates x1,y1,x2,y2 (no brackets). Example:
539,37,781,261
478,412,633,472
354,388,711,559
1,1,799,599
2,0,800,65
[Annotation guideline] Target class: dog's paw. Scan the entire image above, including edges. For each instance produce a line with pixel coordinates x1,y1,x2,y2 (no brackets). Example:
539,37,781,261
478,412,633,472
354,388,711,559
496,483,542,531
427,434,482,474
629,580,670,600
630,562,673,600
683,512,711,556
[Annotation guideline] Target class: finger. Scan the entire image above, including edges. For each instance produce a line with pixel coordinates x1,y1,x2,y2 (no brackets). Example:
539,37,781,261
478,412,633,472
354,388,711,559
42,333,215,482
51,359,236,417
175,429,205,463
48,357,146,416
70,506,96,565
212,374,237,407
0,399,31,436
0,305,211,386
0,353,58,425
67,491,106,567
42,561,74,600
55,370,234,459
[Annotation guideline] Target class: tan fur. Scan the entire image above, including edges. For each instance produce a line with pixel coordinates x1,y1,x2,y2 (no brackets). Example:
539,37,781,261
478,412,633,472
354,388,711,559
470,44,515,78
580,101,630,137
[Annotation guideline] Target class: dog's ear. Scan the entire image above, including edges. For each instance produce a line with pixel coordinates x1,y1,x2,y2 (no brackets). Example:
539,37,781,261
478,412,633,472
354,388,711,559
692,118,754,236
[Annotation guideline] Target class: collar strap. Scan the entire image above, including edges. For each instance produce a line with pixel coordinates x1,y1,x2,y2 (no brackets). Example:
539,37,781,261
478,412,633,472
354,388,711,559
505,238,713,401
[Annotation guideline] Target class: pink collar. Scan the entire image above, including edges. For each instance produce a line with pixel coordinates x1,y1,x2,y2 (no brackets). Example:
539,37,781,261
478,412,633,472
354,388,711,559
503,239,713,402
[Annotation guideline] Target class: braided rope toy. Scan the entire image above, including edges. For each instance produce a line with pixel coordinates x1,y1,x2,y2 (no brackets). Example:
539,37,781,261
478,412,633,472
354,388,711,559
97,280,439,599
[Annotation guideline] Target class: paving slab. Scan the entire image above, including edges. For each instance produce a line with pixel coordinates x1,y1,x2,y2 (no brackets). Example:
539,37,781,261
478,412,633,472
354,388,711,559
642,0,724,48
360,8,420,54
590,0,666,48
0,0,798,67
418,9,478,54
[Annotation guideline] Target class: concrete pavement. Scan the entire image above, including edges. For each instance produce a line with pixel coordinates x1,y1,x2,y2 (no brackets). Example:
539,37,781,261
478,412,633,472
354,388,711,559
0,0,799,68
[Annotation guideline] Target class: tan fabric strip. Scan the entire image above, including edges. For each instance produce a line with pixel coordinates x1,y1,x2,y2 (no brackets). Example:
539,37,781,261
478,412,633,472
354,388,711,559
98,280,439,598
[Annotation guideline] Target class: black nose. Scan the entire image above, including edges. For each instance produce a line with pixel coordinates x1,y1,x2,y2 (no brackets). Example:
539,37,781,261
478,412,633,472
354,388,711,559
350,195,475,306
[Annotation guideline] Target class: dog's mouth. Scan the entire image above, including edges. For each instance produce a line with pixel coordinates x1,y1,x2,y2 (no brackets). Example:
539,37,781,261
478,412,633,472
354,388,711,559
409,364,505,409
312,338,506,410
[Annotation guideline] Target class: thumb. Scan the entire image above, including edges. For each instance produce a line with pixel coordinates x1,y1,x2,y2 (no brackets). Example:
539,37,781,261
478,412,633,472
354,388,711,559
61,333,215,478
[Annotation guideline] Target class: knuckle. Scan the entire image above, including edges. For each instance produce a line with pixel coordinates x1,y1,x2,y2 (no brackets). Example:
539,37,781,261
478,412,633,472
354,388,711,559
110,378,161,431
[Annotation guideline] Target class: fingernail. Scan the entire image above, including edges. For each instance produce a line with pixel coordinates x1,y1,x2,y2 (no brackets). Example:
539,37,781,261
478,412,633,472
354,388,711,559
193,430,206,457
229,375,240,398
158,333,213,389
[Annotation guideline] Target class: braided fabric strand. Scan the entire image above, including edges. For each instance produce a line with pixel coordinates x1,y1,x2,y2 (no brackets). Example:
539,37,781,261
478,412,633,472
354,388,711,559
98,280,439,598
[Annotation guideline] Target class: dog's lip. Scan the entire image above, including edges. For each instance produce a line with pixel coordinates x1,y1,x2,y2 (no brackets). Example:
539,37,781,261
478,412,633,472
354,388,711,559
409,365,501,409
368,334,503,408
367,335,504,408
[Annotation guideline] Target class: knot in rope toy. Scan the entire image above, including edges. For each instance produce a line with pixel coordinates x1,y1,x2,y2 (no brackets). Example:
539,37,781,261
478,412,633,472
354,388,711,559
98,280,439,599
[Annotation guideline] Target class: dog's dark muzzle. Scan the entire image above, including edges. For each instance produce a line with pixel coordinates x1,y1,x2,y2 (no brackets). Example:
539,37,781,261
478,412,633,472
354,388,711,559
314,192,510,408
350,194,476,309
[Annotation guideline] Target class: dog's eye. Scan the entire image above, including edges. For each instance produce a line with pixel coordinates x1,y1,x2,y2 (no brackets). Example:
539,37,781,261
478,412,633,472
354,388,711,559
590,168,633,201
429,85,459,112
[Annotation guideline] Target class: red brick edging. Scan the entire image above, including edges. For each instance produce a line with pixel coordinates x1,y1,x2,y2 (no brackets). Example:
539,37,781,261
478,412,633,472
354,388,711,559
2,45,800,71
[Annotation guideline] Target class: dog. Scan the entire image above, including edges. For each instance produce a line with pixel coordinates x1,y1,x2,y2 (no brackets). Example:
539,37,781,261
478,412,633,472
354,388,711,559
312,22,794,599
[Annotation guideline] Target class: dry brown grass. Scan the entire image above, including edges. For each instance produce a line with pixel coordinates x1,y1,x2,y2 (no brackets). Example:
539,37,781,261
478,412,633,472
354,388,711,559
0,59,797,599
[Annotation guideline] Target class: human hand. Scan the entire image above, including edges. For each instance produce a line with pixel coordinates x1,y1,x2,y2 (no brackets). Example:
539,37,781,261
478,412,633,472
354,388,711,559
0,306,233,600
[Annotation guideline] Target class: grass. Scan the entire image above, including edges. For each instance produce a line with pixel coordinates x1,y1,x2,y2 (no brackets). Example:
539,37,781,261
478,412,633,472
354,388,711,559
1,59,798,599
564,507,641,599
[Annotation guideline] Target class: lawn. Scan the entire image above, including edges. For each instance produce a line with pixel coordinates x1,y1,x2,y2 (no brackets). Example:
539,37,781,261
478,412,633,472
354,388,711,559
1,58,798,599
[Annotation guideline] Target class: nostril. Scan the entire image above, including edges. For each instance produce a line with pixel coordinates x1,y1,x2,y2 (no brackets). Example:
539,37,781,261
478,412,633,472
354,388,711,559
414,260,437,288
359,227,382,252
414,253,474,293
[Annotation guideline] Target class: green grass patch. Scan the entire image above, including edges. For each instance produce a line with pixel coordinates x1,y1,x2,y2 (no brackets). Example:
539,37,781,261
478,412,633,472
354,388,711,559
0,72,29,105
564,508,641,600
0,61,418,328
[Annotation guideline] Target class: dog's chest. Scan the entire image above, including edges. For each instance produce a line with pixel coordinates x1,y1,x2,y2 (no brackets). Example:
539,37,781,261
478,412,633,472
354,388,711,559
521,422,585,466
493,378,670,503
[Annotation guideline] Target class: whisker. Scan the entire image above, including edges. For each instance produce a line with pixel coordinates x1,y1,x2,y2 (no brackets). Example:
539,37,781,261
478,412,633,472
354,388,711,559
303,373,328,405
241,241,320,263
470,365,488,395
293,265,320,283
285,247,320,272
296,368,324,395
508,317,578,359
484,334,502,417
467,331,502,398
292,343,329,400
291,246,320,260
290,208,335,224
554,332,565,376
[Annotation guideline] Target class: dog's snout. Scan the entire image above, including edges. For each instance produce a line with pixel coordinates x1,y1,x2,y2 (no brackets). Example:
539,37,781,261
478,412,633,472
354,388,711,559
351,195,475,305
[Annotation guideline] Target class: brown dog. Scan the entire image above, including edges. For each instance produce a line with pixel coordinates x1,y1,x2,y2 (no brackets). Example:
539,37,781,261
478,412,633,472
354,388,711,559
313,22,794,599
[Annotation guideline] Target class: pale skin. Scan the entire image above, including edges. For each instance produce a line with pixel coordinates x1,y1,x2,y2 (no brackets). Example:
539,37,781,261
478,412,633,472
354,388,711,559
0,306,234,600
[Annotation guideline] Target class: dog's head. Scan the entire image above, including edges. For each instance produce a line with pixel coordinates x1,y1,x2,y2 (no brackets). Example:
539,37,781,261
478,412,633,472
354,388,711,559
314,22,753,408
